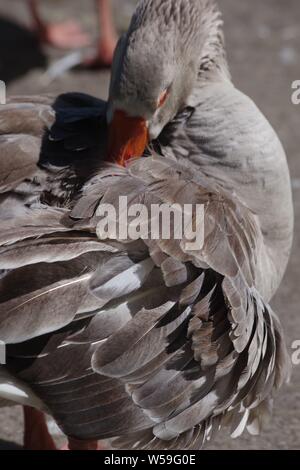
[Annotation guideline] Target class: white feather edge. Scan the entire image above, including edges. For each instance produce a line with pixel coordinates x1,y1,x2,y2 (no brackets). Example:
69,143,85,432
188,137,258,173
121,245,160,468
230,409,250,439
0,368,45,410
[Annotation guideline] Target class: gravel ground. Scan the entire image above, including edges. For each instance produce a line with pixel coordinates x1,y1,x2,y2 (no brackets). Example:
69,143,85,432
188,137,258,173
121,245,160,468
0,0,299,450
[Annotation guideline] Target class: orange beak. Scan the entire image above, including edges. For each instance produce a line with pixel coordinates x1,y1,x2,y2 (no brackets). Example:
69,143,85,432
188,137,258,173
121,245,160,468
107,110,148,166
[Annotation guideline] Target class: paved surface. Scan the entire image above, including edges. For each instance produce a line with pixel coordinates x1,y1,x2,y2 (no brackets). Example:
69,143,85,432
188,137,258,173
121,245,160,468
0,0,299,450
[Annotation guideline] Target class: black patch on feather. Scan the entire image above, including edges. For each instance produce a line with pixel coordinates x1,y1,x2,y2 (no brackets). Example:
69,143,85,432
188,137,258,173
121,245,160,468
39,92,108,168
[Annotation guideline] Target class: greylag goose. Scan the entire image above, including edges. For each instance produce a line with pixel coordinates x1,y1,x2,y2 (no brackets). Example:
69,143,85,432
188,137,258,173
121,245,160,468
0,0,294,451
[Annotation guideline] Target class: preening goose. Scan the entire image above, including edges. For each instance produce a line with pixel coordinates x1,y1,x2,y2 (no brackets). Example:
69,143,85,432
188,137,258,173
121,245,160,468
0,0,294,450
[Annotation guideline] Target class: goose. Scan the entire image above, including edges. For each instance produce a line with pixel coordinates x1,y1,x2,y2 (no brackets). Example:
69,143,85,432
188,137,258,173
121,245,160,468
0,0,294,451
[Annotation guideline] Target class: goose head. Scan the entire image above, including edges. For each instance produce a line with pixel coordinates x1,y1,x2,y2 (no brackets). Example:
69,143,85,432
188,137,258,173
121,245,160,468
107,0,227,166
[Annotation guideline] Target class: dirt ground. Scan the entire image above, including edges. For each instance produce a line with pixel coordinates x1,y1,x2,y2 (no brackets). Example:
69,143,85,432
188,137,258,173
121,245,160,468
0,0,299,450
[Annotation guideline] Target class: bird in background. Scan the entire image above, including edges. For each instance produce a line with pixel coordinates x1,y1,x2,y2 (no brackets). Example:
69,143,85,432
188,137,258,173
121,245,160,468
27,0,118,67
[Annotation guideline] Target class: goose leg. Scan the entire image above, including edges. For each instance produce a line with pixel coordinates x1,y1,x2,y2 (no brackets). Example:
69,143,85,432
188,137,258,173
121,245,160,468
66,438,104,451
23,406,57,450
85,0,118,68
28,0,91,49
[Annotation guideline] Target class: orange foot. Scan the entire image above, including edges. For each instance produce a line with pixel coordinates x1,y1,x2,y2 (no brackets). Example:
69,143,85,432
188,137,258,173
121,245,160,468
23,406,57,450
23,406,106,451
37,20,92,50
62,438,106,451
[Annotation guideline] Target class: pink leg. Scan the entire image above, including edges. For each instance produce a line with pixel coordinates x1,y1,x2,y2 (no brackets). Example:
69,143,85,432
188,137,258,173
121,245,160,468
28,0,91,49
23,406,106,450
23,406,57,450
66,437,105,451
85,0,118,68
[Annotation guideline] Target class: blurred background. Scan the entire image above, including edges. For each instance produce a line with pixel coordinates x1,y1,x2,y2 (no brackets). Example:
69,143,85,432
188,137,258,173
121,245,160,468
0,0,299,450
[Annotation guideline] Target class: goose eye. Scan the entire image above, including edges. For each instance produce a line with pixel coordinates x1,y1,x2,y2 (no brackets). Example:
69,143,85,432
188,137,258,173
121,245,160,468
157,89,169,108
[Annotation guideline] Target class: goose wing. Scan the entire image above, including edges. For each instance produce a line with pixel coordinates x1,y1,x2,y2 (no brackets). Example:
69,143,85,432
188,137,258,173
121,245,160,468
71,156,289,448
0,93,113,343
